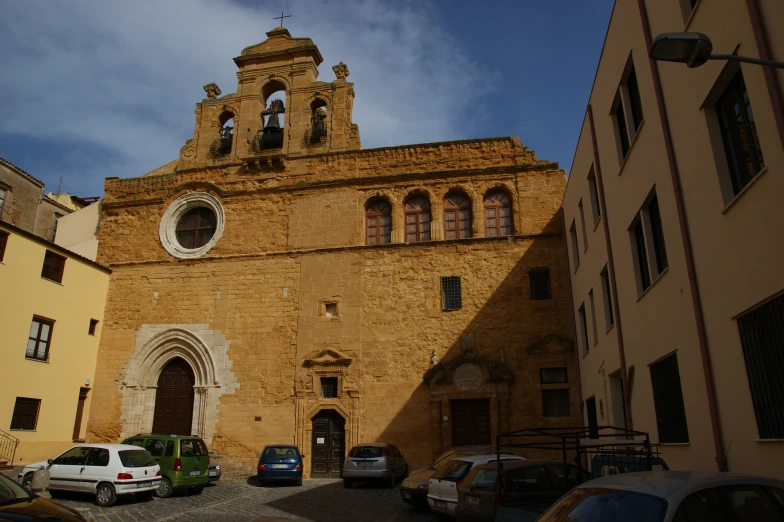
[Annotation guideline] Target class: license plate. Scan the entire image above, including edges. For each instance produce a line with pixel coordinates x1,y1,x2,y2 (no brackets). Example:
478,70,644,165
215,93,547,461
272,464,289,469
209,471,218,476
467,496,480,505
403,492,412,499
360,462,371,469
188,471,201,476
136,482,152,488
434,500,448,509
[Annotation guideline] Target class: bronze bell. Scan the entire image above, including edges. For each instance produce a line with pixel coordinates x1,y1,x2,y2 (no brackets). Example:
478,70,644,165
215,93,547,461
312,117,326,137
264,113,281,131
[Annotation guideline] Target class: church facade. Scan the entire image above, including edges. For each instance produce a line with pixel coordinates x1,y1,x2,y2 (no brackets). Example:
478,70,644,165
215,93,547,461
85,27,579,477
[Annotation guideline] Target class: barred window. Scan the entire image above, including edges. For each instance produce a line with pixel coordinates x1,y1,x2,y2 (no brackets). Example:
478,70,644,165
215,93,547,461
441,276,462,311
542,390,570,418
26,316,54,362
443,193,472,240
650,353,689,443
738,293,784,439
10,397,41,430
41,250,66,283
365,198,391,245
320,377,338,399
529,268,551,300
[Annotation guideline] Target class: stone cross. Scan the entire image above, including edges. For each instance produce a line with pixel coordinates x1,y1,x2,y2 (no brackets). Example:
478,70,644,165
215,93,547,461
273,11,291,27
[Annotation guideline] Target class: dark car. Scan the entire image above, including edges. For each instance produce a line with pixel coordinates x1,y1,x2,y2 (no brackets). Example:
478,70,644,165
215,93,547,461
400,445,526,508
0,472,87,521
456,459,590,522
257,445,303,486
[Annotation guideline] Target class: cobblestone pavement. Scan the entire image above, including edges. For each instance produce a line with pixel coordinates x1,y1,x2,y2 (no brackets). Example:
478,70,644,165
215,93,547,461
45,478,441,522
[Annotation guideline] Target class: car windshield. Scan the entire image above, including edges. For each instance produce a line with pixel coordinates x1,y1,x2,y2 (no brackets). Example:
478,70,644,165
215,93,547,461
0,474,31,505
432,459,472,481
180,439,209,457
537,487,667,522
118,450,156,468
263,447,300,460
349,446,384,458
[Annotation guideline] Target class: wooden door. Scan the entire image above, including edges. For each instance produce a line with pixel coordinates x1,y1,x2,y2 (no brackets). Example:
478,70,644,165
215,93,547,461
310,410,345,478
451,399,491,446
152,358,195,435
72,387,90,441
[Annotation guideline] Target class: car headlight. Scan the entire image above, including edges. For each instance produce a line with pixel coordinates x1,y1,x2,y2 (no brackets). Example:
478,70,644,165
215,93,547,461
417,482,428,489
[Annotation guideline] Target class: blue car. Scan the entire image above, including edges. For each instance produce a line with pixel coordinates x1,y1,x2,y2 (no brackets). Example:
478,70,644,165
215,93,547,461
257,445,303,486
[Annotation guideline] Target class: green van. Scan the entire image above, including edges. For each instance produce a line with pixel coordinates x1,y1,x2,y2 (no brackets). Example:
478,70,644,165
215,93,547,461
122,434,210,498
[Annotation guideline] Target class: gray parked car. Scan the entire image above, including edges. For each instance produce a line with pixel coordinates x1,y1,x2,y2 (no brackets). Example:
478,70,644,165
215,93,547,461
342,443,407,488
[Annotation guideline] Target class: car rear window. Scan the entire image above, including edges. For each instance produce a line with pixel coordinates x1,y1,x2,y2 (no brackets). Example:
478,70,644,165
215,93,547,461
118,450,156,468
262,447,300,460
468,468,499,490
349,446,384,458
432,459,472,481
537,488,667,522
180,439,209,457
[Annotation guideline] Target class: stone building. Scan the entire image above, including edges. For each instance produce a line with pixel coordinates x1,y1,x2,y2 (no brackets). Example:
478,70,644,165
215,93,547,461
85,27,578,477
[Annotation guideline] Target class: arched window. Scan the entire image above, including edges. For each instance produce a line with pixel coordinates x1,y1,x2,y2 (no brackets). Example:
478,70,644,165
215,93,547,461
404,196,431,242
484,190,512,237
366,199,391,245
443,193,472,240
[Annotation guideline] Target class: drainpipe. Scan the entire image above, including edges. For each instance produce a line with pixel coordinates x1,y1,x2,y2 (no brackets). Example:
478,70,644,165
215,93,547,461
635,0,727,471
561,208,585,422
586,106,632,432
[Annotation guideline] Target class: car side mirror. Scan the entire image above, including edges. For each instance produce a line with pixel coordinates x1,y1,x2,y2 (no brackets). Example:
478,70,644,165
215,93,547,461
47,459,53,465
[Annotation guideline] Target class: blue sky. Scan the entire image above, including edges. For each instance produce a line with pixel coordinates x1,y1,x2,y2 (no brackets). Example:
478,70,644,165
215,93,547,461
0,0,613,197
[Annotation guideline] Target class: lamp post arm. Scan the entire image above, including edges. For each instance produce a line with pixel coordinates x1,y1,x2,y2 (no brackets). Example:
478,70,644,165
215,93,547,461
708,54,784,69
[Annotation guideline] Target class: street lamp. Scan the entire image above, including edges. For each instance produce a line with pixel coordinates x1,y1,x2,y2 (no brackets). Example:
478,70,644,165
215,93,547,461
649,32,784,69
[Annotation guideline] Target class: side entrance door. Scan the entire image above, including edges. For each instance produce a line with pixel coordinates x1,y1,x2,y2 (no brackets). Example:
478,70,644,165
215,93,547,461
152,358,194,435
311,410,345,478
451,399,491,446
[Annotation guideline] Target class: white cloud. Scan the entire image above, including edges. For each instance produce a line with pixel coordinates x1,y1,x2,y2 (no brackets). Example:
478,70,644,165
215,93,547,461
0,0,499,192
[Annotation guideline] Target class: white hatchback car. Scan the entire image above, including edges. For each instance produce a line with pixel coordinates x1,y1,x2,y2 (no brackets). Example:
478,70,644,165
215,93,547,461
536,471,784,522
19,443,161,507
427,453,525,517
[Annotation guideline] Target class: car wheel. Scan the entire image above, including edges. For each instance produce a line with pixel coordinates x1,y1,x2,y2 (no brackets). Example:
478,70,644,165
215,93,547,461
21,474,32,490
189,486,205,495
95,483,117,507
296,477,302,487
136,490,155,502
385,475,395,488
343,478,353,488
156,476,174,498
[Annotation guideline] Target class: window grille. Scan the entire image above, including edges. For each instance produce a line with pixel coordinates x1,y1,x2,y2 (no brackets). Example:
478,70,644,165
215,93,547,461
10,397,41,430
441,276,462,311
542,390,570,417
650,354,689,443
529,269,551,300
738,293,784,439
320,377,338,399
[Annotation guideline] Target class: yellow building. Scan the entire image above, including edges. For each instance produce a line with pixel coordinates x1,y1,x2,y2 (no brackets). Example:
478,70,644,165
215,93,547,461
0,220,111,466
563,0,783,476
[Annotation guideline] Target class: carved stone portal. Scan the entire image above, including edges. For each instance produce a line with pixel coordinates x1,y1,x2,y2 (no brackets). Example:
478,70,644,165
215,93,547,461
453,363,484,390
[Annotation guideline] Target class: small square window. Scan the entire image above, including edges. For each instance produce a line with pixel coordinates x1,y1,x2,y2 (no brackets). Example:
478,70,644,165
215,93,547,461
325,303,338,317
89,319,99,336
441,276,462,311
320,377,338,398
540,368,567,384
529,269,551,300
41,250,66,283
542,389,570,418
10,397,41,430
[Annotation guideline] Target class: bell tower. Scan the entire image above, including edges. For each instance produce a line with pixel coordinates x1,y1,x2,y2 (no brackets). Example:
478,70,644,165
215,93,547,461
183,27,361,167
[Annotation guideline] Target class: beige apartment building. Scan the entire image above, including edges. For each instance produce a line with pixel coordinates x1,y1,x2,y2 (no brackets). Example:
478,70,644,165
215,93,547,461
0,220,111,466
563,0,783,477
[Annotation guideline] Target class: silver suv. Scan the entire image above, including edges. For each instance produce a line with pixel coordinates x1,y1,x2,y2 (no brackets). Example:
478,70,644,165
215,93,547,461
342,443,407,488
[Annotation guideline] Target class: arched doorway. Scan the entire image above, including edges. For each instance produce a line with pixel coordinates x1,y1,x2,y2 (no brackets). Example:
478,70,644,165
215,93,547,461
311,410,345,478
152,358,194,435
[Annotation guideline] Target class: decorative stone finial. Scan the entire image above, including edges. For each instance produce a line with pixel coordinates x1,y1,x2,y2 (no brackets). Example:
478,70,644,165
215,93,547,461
430,348,439,366
203,83,222,99
332,62,350,80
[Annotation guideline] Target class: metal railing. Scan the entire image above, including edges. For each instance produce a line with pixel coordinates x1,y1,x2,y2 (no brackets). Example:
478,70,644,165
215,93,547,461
0,429,19,465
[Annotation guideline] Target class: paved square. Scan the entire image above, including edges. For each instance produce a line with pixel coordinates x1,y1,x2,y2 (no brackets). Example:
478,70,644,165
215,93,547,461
45,479,440,522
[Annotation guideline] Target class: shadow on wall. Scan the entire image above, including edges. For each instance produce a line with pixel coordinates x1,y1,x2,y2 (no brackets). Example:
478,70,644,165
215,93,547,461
361,211,580,469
